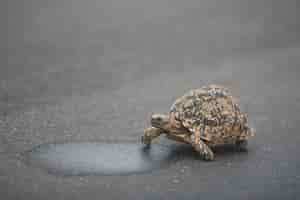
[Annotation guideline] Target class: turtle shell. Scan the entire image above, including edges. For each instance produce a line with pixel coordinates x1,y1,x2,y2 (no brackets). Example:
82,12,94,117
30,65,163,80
169,85,253,145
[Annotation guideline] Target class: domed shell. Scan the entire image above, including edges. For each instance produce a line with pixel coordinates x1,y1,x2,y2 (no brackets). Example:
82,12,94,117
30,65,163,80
169,85,252,145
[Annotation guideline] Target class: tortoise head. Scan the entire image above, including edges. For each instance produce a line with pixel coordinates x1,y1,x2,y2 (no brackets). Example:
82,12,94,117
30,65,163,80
151,114,170,130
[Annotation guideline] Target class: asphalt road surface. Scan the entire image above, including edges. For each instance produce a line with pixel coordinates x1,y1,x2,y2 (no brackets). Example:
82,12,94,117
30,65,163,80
2,0,300,199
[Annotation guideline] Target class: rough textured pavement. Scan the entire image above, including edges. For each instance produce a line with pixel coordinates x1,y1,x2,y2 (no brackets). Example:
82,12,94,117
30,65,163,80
2,0,300,199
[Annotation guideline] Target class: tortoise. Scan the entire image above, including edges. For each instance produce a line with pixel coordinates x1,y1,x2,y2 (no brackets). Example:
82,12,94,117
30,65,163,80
141,84,254,161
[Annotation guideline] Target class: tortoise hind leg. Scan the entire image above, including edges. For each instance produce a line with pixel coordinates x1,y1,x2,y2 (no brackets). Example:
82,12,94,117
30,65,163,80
235,139,248,151
236,126,253,151
142,127,163,146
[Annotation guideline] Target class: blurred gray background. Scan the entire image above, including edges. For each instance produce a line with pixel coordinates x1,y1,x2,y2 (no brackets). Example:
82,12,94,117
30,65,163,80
1,0,300,199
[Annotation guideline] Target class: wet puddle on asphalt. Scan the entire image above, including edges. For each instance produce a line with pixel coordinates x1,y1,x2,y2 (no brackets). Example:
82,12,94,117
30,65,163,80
23,141,178,176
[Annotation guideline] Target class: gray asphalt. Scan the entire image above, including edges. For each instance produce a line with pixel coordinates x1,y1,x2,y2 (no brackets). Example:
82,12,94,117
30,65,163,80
2,0,300,199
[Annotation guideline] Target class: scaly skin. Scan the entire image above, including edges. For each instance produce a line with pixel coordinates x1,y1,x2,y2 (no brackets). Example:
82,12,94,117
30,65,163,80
141,127,163,146
142,114,215,161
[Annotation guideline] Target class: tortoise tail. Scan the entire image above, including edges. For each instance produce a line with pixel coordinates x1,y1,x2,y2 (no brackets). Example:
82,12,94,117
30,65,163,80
247,127,255,137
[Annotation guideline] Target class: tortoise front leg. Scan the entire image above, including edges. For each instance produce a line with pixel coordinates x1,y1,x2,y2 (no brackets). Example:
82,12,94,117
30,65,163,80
190,134,214,161
164,131,215,161
142,127,163,146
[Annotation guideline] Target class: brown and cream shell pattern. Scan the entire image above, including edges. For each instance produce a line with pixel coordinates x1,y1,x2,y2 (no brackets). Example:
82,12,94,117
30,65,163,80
170,85,254,146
